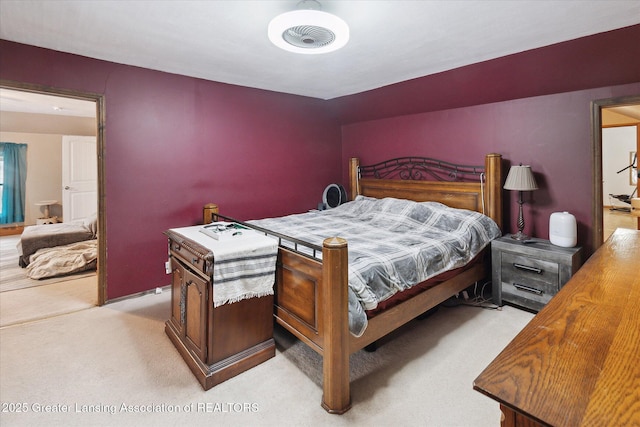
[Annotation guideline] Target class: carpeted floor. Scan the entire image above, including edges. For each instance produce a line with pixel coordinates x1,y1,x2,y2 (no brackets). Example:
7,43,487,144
0,290,534,426
0,235,95,292
0,235,98,328
0,274,97,327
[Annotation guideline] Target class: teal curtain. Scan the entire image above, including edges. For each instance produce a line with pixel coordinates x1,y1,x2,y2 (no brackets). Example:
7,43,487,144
0,142,28,224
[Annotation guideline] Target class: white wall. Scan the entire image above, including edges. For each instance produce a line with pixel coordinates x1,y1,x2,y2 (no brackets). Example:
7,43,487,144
602,126,637,207
1,111,96,136
0,131,63,225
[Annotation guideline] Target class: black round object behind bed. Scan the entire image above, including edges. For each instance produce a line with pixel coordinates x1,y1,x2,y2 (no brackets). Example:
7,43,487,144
322,184,347,209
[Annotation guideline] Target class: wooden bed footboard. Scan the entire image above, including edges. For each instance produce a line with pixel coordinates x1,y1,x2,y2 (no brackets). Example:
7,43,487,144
204,153,502,414
272,237,490,414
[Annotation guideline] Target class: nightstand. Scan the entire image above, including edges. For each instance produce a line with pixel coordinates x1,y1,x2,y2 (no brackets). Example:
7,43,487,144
491,236,582,312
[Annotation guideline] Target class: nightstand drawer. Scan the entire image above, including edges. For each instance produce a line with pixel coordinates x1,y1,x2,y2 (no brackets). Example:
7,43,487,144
500,252,559,307
501,252,559,287
491,236,582,312
501,278,557,307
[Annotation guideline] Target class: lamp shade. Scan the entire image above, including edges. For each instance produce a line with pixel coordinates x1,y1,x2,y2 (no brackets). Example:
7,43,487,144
504,165,538,191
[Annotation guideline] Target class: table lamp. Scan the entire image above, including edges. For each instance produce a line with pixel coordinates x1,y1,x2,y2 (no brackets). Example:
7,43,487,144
504,164,538,240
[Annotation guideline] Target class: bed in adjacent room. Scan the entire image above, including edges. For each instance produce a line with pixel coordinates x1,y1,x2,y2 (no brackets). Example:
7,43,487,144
204,153,503,413
16,214,98,278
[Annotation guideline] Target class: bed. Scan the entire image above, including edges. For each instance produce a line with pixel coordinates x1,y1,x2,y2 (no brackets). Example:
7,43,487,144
17,214,97,268
206,153,503,413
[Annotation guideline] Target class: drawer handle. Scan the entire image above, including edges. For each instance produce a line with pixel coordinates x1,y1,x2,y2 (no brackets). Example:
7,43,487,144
173,244,181,251
513,263,543,274
191,258,199,265
513,283,544,295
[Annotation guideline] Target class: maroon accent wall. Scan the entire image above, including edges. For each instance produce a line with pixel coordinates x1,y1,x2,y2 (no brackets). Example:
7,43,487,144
0,40,342,300
1,23,639,299
335,24,640,257
341,82,640,255
330,24,640,124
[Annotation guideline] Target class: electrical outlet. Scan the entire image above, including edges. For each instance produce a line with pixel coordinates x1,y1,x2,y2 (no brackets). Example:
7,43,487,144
165,260,171,274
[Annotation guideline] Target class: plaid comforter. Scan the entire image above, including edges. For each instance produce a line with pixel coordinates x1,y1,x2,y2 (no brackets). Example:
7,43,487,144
249,196,501,336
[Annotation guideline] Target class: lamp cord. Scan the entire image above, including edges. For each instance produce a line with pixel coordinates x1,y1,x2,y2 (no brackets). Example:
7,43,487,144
480,172,486,215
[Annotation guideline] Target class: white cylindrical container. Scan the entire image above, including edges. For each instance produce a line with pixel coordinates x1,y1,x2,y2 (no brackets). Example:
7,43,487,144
549,211,577,247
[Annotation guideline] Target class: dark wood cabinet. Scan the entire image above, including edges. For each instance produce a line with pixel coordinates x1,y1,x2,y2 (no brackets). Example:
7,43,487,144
164,227,275,390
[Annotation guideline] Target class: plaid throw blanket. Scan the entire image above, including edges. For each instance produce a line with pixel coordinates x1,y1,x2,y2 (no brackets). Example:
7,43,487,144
209,235,278,307
249,196,501,336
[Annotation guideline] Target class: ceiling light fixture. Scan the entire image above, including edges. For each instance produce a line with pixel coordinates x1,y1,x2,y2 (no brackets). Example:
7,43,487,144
268,0,349,54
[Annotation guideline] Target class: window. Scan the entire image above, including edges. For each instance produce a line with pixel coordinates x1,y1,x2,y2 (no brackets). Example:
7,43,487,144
0,142,27,224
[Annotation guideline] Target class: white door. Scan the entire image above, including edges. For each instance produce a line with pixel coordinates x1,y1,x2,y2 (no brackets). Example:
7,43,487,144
602,126,636,207
62,135,97,222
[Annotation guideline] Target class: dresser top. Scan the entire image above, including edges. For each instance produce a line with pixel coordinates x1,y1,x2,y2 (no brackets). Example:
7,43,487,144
476,228,640,426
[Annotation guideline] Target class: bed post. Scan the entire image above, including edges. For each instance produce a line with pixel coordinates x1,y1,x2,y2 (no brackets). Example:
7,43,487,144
203,203,218,225
321,237,352,414
484,154,503,231
349,158,360,201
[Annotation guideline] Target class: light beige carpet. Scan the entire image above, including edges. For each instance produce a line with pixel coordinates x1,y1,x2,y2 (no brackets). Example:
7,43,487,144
0,291,534,426
0,274,97,327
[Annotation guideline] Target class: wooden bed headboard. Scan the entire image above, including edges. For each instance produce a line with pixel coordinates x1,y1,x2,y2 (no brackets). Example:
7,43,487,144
349,153,503,230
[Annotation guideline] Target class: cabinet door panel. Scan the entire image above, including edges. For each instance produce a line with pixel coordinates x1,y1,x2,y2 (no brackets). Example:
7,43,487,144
170,258,185,332
184,270,208,361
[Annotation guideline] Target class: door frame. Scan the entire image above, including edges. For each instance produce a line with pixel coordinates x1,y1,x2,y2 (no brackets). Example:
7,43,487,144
590,94,640,251
1,79,107,305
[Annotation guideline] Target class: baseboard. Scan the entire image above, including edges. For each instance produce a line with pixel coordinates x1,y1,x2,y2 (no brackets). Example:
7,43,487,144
0,226,24,236
104,284,171,305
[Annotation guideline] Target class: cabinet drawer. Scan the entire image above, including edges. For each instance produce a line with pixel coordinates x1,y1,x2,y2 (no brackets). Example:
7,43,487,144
501,252,559,287
501,280,556,308
170,243,209,275
500,252,559,308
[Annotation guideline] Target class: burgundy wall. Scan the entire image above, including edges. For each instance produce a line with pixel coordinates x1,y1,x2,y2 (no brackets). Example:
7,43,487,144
340,82,640,255
2,23,639,299
334,24,640,257
330,24,640,124
0,40,342,300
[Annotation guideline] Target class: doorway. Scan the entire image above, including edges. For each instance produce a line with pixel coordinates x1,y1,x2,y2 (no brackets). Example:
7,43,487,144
591,95,640,250
0,81,106,306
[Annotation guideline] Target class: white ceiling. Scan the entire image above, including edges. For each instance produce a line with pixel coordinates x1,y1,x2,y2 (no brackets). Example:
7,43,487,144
1,0,639,102
0,88,97,117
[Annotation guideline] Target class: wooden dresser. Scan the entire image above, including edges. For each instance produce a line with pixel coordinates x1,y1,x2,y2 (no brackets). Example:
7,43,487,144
164,226,275,390
474,228,640,426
